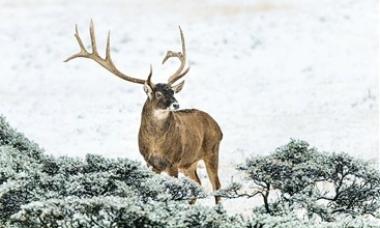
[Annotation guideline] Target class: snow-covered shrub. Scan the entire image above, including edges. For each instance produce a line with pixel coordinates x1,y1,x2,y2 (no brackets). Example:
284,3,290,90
10,196,171,228
0,115,43,161
318,153,380,217
174,205,244,228
1,115,379,227
10,197,247,228
0,115,44,186
0,152,209,225
246,213,380,228
218,139,380,222
0,145,41,185
0,115,237,227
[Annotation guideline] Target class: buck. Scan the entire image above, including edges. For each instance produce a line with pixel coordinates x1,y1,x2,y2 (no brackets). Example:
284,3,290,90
65,21,223,204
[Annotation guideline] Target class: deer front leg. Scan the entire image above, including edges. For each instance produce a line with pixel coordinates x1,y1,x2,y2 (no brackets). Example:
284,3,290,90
182,162,201,204
167,167,179,178
151,166,161,174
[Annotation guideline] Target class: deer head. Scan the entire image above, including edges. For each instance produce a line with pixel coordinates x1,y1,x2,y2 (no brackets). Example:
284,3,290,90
64,21,189,112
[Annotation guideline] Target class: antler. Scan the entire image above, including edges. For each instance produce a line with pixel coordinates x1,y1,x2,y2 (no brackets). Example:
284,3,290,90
64,20,151,85
162,26,190,85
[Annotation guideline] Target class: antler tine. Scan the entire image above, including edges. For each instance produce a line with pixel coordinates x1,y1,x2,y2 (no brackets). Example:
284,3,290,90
164,26,190,85
64,25,88,62
89,20,98,55
75,25,86,52
179,26,186,61
146,64,153,86
65,21,149,85
175,66,190,79
106,31,111,60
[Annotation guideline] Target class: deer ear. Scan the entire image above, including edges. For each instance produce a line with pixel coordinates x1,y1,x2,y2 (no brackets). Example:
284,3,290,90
172,81,185,93
143,83,153,99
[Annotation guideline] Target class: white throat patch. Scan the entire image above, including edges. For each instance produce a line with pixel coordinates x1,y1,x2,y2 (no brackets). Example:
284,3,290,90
153,109,170,120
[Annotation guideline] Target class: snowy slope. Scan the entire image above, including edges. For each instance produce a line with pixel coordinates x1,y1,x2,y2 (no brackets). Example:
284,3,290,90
0,0,378,212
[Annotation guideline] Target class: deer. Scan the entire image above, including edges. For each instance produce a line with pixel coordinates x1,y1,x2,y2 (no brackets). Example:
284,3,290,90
65,21,223,204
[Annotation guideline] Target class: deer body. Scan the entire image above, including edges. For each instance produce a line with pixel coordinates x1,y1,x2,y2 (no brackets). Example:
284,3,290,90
66,21,222,203
139,106,222,173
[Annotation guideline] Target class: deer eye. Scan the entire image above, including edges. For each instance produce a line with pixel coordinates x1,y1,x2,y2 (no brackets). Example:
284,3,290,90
155,91,163,98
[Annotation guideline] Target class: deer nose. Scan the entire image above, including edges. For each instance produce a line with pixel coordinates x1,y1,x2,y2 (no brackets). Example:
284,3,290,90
171,102,179,110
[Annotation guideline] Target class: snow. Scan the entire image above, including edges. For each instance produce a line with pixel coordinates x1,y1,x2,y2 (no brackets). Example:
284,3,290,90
0,0,378,212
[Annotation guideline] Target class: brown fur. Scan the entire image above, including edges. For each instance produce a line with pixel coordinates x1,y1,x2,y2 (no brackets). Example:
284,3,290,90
139,102,223,204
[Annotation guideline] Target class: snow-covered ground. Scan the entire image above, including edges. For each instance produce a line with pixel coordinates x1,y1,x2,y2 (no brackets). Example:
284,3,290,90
0,0,378,212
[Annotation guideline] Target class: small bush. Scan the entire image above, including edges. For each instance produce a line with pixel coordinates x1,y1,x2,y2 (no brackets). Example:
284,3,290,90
218,139,380,223
0,115,42,161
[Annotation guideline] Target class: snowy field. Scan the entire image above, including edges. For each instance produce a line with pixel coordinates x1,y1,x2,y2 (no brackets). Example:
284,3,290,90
0,0,378,212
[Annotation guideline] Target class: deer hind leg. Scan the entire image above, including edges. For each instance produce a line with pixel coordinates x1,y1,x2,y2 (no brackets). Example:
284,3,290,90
204,142,222,204
182,162,201,204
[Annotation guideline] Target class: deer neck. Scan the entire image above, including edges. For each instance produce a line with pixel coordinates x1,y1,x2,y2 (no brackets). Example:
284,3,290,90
140,101,175,134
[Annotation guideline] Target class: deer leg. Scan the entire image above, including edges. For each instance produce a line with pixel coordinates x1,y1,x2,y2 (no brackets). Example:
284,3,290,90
183,163,201,185
167,167,179,178
204,143,222,204
183,163,201,204
151,166,161,174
